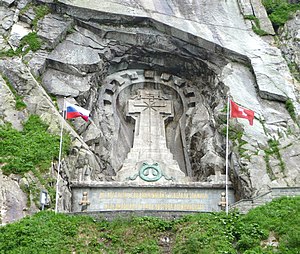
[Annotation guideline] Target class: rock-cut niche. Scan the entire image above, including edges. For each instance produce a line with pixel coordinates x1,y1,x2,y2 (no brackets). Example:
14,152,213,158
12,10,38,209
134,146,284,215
100,70,196,182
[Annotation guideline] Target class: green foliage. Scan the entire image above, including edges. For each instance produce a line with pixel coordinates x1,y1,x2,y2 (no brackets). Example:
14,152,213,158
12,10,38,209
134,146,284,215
251,25,269,36
173,212,239,254
0,211,91,253
264,138,285,175
0,4,49,57
0,115,70,176
32,5,51,30
19,32,41,52
240,196,300,253
285,99,297,122
0,49,16,58
0,197,299,253
262,0,300,28
244,15,269,36
1,74,26,110
0,32,42,57
221,124,251,161
264,138,285,180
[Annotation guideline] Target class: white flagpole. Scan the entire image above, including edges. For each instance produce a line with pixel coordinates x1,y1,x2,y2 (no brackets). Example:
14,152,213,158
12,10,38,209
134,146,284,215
55,98,66,214
225,96,230,215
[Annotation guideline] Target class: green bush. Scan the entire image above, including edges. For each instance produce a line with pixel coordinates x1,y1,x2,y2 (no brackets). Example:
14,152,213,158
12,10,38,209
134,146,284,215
0,115,70,175
262,0,300,28
0,211,90,253
0,197,299,253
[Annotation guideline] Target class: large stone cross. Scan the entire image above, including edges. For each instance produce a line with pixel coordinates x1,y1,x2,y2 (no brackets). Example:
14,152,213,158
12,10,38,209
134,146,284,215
127,89,173,151
117,88,185,183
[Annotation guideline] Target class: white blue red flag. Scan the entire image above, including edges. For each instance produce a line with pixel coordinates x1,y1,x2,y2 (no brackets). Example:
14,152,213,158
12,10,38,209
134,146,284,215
65,101,90,122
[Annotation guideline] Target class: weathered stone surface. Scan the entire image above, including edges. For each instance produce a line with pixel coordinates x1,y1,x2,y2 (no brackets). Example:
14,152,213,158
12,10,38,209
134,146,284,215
231,187,300,213
0,6,15,30
279,10,300,81
0,171,35,225
250,0,275,35
281,141,300,185
42,69,91,97
0,35,10,51
19,7,35,24
81,121,101,145
37,14,73,49
58,0,295,101
0,77,26,130
47,40,103,75
0,0,15,7
17,0,31,9
8,22,32,49
67,27,108,50
248,154,272,195
237,0,253,16
26,50,49,77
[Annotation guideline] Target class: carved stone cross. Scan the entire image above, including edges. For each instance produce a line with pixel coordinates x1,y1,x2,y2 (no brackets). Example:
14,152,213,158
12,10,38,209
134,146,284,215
127,89,173,151
117,88,185,182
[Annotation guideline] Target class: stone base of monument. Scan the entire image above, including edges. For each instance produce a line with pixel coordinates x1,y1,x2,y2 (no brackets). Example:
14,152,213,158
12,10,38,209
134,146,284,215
71,182,235,213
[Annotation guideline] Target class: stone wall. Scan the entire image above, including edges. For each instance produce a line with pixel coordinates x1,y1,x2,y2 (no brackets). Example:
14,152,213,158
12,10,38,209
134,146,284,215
230,187,300,214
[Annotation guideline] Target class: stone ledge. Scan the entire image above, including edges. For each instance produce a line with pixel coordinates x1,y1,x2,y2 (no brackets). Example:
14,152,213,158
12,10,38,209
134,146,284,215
230,187,300,213
70,181,233,188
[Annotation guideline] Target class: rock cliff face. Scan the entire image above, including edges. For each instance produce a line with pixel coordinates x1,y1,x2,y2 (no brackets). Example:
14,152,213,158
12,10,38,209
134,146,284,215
0,0,299,223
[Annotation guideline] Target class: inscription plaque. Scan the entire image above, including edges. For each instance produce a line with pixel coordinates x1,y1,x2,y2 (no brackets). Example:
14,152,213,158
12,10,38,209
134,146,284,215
72,185,235,212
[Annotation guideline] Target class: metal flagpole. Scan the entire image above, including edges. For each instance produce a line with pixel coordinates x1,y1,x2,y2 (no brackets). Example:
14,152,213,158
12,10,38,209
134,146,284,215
225,96,230,215
55,98,66,213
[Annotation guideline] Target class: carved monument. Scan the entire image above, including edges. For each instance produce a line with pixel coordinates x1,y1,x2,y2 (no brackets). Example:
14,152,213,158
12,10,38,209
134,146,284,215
117,89,187,183
71,70,235,213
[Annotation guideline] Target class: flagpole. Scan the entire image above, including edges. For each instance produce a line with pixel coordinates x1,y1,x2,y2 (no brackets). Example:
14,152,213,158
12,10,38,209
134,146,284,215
225,96,230,215
55,98,66,214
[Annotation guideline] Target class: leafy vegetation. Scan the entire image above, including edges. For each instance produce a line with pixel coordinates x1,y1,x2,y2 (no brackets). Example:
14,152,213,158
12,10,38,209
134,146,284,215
19,32,42,52
0,197,299,253
32,5,51,30
0,32,42,57
262,0,300,29
264,138,285,180
285,98,297,122
0,115,70,176
221,123,252,163
19,3,51,30
0,3,48,58
244,15,269,36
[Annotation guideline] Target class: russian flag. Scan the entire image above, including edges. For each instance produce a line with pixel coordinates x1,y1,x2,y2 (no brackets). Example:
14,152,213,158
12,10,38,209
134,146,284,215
65,101,90,122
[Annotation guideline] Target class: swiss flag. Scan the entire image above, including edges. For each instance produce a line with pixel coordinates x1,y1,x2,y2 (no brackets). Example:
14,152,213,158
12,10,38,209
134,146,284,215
230,100,254,126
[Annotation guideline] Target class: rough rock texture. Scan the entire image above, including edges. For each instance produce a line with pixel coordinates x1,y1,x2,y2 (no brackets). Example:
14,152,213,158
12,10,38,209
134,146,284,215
0,0,300,223
0,76,25,130
0,171,31,225
279,10,300,83
37,13,73,49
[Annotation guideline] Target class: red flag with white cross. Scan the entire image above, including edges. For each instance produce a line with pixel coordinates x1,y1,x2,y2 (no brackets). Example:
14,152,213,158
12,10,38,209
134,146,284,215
230,100,254,126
